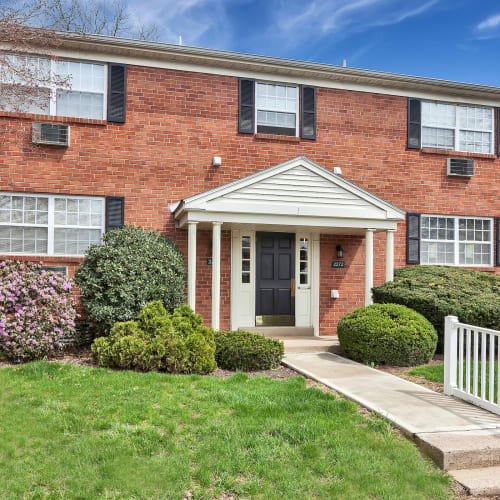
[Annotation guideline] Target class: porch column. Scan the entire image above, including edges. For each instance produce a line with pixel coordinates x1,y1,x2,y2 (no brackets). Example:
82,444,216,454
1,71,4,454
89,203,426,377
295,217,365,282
211,222,222,331
365,229,375,306
385,229,395,282
187,221,198,311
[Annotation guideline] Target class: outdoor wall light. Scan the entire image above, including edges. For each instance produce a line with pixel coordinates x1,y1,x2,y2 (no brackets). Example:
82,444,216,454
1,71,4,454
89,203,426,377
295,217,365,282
336,245,344,259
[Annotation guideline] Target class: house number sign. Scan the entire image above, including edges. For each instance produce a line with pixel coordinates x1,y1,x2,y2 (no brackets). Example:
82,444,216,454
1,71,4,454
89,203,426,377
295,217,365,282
331,260,345,268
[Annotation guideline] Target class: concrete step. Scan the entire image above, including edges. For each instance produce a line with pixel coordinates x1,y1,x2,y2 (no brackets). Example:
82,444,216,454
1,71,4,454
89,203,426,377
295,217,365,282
243,326,314,337
280,337,342,354
415,429,500,471
450,466,500,496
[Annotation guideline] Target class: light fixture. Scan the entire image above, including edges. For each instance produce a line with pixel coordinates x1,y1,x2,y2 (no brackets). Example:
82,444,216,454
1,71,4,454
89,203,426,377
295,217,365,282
336,245,344,259
212,156,222,167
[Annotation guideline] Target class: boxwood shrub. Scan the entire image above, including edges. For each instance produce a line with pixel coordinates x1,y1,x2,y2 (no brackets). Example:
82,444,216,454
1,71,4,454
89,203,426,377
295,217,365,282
214,330,284,371
91,302,216,374
75,225,186,334
372,265,500,349
337,303,437,366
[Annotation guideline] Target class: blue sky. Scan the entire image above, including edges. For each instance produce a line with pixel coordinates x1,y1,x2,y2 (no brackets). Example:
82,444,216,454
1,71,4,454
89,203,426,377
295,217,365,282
127,0,500,86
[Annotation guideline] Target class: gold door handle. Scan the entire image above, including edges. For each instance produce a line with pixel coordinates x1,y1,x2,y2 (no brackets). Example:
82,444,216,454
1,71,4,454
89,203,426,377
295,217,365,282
291,278,295,297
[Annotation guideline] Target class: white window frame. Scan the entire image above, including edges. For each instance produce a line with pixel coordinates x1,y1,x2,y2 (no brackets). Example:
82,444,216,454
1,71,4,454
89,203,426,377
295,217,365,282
255,80,299,137
0,54,107,120
0,192,105,257
421,101,494,154
421,214,494,267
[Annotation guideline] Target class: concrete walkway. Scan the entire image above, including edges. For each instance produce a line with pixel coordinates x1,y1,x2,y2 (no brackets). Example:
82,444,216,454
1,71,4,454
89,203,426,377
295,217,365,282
283,352,500,496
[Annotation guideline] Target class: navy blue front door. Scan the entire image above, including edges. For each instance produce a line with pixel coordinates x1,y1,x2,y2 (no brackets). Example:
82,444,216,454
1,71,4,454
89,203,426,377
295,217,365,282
255,232,295,325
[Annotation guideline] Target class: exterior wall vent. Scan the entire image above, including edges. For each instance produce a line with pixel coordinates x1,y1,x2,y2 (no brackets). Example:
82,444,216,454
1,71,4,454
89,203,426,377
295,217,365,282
446,158,474,177
32,123,70,146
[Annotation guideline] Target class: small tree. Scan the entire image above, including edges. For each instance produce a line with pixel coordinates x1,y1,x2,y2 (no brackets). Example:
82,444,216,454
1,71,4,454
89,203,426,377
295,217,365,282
75,225,186,334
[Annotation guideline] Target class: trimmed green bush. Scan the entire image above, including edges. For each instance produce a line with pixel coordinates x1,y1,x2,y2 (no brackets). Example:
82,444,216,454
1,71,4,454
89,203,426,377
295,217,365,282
75,225,186,334
214,330,284,371
372,265,500,348
337,303,437,366
91,302,216,374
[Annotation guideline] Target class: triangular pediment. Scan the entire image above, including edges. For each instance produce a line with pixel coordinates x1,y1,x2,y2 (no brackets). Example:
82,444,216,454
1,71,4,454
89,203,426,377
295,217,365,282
174,157,404,221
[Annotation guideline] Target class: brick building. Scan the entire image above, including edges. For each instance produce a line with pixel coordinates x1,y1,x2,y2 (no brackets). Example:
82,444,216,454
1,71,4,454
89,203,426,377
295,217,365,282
1,33,499,335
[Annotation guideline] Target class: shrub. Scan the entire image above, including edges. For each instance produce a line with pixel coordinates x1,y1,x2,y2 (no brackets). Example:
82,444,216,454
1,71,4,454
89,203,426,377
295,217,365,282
91,302,216,374
372,266,500,349
0,260,76,362
214,330,284,371
337,303,437,366
75,225,186,334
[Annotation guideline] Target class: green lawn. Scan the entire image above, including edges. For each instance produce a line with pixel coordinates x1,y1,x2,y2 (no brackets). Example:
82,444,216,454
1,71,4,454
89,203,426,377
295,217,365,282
0,362,451,500
410,362,498,403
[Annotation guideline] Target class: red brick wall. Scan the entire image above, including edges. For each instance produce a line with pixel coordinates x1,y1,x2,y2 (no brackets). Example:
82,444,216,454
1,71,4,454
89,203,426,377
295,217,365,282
1,64,498,332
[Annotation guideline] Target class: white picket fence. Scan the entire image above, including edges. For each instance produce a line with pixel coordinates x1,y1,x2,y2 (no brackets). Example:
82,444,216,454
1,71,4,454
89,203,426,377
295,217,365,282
444,316,500,415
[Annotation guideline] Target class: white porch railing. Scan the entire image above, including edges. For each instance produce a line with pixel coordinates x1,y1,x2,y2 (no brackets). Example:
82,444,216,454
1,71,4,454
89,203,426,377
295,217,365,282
444,316,500,416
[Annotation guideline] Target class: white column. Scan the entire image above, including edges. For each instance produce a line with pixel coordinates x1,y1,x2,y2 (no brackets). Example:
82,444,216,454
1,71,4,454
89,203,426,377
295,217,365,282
211,222,222,331
187,221,198,311
365,229,375,306
385,229,395,282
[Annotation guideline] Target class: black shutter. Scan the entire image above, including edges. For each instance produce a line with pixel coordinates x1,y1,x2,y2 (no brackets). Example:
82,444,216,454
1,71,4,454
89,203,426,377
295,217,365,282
407,98,421,149
106,196,125,231
301,85,316,139
107,63,127,123
497,109,500,156
406,213,421,264
496,217,500,266
238,78,255,134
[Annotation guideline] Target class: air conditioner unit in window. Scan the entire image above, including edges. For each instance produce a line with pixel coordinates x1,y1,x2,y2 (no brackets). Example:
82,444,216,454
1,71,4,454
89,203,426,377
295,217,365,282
446,158,474,177
32,122,70,146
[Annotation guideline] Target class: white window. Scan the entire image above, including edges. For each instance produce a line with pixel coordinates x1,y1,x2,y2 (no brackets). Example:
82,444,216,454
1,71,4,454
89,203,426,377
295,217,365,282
421,101,494,154
241,235,251,283
299,237,309,285
421,215,493,267
256,82,298,136
0,55,107,120
0,193,104,256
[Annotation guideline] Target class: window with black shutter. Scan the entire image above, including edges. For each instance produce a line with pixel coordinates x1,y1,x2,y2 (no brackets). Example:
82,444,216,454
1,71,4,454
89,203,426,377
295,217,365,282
107,63,127,123
106,196,125,231
497,217,500,266
407,98,421,149
238,78,255,134
406,213,421,264
301,85,316,139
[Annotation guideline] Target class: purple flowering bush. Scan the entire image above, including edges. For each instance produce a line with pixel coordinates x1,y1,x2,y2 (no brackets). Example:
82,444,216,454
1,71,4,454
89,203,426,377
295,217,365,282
0,260,76,362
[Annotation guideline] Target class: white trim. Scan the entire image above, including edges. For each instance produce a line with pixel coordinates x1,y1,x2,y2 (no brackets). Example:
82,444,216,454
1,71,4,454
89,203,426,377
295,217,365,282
385,229,395,282
187,221,198,311
34,35,500,107
365,229,375,306
295,232,312,328
175,156,405,222
312,232,320,336
0,191,105,257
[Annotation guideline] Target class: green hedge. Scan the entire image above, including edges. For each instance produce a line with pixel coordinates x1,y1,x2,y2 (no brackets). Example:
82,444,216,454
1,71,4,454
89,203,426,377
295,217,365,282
338,303,437,366
75,225,186,334
91,303,216,374
214,330,284,371
372,266,500,348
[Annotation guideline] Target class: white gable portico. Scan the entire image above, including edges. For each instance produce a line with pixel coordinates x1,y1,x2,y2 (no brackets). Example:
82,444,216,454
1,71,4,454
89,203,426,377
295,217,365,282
172,156,405,334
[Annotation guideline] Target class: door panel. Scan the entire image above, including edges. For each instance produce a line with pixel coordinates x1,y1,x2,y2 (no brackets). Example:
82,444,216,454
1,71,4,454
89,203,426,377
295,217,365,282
256,232,295,325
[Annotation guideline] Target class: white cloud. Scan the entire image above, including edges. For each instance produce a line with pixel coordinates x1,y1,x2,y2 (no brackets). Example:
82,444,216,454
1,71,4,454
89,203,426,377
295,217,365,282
274,0,439,46
476,13,500,31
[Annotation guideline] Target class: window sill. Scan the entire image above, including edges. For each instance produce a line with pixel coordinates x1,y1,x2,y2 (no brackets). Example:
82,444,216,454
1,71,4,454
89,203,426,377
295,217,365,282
0,110,107,126
0,254,85,264
420,148,496,160
254,133,301,143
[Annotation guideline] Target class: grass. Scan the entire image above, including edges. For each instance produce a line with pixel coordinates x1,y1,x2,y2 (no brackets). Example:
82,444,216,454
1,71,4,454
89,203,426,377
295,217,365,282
410,362,498,403
0,362,451,500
